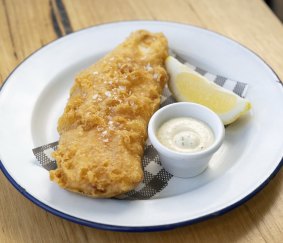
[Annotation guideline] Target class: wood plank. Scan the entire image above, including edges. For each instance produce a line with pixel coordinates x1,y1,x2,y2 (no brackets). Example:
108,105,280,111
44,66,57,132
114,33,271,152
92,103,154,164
0,0,18,84
0,0,59,84
186,0,283,79
1,0,283,242
63,0,202,30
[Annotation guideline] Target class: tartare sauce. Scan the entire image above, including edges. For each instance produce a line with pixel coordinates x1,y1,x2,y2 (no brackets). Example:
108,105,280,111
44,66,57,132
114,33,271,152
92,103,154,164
157,117,214,153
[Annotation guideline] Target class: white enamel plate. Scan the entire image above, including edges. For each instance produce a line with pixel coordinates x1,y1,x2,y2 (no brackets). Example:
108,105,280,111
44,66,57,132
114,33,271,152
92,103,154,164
1,21,283,231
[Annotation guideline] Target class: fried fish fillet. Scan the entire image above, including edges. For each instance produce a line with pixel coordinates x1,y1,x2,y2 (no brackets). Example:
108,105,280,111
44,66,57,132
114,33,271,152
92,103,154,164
50,30,168,198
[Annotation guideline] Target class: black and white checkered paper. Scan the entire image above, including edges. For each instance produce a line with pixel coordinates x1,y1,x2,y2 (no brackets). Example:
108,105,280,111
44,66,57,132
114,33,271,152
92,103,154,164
32,58,248,200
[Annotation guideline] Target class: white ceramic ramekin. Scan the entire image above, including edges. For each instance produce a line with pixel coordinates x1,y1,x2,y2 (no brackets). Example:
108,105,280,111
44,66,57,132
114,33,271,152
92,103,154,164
148,102,225,178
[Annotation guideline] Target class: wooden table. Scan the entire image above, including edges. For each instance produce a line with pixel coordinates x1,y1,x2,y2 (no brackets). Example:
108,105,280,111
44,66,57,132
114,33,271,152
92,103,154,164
1,0,283,242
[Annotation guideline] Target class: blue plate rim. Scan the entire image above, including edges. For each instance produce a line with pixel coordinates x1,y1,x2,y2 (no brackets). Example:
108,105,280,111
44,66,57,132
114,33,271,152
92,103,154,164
0,20,282,232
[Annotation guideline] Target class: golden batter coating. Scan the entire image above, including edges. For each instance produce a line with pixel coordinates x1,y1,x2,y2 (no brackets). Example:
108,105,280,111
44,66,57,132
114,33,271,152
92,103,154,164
50,30,168,197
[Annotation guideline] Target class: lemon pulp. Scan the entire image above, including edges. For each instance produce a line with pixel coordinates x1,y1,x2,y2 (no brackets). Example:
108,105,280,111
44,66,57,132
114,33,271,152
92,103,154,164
165,56,252,125
175,72,237,113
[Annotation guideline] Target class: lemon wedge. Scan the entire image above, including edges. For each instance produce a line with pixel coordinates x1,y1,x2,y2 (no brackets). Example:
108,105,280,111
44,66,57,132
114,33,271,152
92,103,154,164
165,56,251,125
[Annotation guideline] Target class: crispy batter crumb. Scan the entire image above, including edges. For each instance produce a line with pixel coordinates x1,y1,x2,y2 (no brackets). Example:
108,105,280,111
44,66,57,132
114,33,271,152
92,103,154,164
50,30,168,198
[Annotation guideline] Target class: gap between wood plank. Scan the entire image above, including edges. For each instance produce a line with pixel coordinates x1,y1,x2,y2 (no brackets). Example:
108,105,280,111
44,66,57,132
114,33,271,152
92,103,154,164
50,0,73,38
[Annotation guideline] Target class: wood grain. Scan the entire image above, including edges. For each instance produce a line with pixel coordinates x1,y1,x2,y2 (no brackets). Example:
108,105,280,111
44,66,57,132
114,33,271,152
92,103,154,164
1,0,283,242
